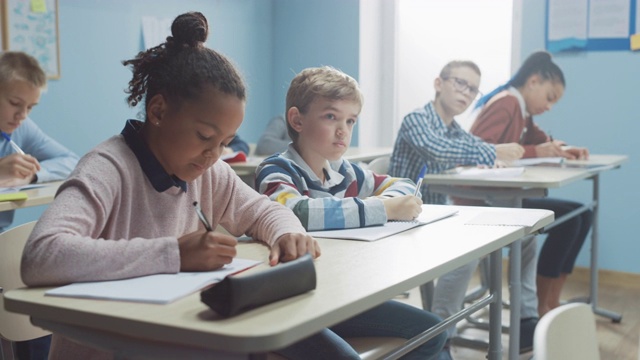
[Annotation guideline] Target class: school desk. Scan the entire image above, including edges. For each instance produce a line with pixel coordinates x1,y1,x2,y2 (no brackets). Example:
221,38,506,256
422,154,627,360
4,205,553,360
0,181,63,213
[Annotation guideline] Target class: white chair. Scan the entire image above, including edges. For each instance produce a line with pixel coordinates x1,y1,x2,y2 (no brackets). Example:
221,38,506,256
0,221,50,360
533,303,599,360
366,156,390,174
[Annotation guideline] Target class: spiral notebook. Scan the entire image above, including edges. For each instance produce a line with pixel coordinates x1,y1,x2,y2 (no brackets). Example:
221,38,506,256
307,207,458,241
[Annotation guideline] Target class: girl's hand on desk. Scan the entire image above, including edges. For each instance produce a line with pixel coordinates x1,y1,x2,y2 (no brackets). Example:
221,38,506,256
178,230,238,271
382,195,423,221
563,146,589,160
495,143,524,161
270,233,321,266
0,153,41,182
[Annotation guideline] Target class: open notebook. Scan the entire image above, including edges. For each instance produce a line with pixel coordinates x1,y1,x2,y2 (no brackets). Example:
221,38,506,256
307,206,458,241
45,258,261,304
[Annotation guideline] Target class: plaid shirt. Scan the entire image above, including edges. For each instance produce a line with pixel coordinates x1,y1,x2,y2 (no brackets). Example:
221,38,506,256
388,102,496,204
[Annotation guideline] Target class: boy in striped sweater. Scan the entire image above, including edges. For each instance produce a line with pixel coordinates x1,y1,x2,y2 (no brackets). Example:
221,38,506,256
255,65,449,360
255,66,422,231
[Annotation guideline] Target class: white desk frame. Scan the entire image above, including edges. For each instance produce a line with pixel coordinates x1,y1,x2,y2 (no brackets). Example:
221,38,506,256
5,205,552,360
423,154,627,360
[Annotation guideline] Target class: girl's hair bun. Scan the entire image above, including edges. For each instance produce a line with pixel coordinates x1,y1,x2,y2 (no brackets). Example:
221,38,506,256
170,11,208,47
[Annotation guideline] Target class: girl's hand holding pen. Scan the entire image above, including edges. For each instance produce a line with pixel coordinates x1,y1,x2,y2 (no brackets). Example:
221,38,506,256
269,233,321,266
178,230,238,271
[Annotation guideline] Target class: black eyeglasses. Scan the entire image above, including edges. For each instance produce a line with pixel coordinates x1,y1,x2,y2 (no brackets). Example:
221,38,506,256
442,76,481,98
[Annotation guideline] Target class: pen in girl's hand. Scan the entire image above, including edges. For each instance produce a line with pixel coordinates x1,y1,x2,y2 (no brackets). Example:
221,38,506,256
193,201,213,232
1,132,25,155
414,165,427,197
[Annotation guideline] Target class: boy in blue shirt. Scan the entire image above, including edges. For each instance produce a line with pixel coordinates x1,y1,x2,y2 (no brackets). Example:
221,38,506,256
256,66,448,359
0,51,78,359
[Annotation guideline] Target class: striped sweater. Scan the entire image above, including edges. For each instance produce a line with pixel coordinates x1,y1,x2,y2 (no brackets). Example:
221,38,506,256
255,145,416,231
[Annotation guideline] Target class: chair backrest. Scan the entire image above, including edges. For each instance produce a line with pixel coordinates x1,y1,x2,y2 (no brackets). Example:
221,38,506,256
533,303,599,360
367,156,390,175
0,221,50,342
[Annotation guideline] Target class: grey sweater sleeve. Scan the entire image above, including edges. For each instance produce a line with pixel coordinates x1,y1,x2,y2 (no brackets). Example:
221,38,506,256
255,116,291,156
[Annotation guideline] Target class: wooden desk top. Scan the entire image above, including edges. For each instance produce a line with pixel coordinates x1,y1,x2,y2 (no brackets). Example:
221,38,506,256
422,154,627,189
4,205,553,354
229,147,393,173
0,181,63,212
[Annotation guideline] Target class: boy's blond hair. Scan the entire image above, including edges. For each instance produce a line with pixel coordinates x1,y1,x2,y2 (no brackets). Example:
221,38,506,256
0,51,47,89
285,66,363,143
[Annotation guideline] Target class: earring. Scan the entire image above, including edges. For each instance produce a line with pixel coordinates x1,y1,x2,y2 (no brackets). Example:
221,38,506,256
155,122,160,125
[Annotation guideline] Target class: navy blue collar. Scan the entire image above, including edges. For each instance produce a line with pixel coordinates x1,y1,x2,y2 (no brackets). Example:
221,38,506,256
121,120,187,193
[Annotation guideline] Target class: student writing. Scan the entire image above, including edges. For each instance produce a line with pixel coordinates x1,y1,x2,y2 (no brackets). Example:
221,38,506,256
0,51,79,360
0,52,79,231
21,12,319,360
387,60,538,356
471,51,592,317
255,66,447,359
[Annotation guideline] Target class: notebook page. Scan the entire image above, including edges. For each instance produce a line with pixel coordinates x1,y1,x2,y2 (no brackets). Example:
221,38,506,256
308,207,458,241
45,258,261,304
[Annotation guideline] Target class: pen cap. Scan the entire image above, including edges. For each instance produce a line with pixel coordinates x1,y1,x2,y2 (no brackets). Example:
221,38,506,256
416,165,427,182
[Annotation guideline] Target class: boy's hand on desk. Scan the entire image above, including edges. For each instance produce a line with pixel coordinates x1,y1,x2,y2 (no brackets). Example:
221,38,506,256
495,143,524,161
535,141,566,158
178,231,238,271
382,195,423,221
270,233,320,266
0,153,41,183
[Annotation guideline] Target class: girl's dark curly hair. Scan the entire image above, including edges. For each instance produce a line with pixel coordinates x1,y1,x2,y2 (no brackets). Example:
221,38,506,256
122,12,246,113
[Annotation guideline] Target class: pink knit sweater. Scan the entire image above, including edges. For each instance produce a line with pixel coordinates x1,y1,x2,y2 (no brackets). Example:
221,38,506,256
21,134,306,359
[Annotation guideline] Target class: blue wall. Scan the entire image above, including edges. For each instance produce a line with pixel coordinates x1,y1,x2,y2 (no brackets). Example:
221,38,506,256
34,0,273,153
521,1,640,273
271,0,360,141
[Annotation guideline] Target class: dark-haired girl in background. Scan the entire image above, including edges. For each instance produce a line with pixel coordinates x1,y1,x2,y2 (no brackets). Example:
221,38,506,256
471,51,593,328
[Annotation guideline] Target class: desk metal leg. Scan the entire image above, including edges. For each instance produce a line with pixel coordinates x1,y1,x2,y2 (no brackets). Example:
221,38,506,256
508,238,521,360
588,175,622,322
488,249,503,360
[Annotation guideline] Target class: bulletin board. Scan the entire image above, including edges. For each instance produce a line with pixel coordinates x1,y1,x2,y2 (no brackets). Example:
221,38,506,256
1,0,60,78
546,0,639,52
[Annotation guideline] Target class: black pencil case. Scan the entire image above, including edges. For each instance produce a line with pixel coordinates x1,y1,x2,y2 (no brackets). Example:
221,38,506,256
200,253,316,317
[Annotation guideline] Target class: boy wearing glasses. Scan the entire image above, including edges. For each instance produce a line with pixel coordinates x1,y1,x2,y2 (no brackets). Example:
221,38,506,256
389,60,538,357
389,60,523,203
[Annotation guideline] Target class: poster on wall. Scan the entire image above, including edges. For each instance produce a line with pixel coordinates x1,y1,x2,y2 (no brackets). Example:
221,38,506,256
546,0,637,52
2,0,60,78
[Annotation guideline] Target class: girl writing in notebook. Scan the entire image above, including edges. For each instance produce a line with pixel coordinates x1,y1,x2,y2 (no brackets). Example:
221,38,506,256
21,12,446,360
470,51,593,317
20,12,322,359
